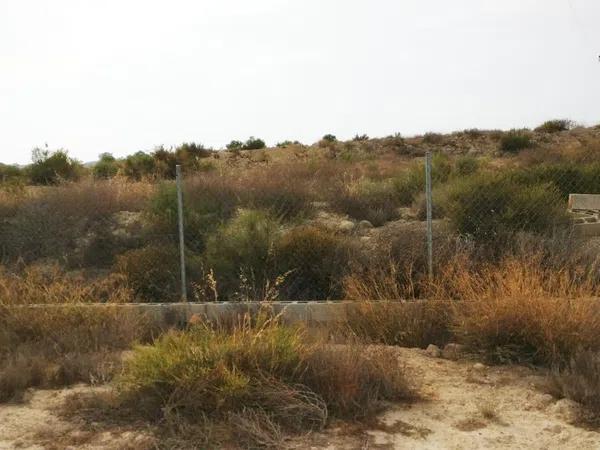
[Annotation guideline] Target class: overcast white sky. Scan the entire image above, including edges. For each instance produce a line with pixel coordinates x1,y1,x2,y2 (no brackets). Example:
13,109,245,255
1,0,599,165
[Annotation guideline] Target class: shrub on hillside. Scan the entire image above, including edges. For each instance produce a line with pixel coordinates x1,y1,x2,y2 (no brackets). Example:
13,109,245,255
455,155,480,176
434,254,600,365
535,119,573,133
0,266,153,401
0,164,23,184
29,148,82,185
243,137,266,150
422,132,444,144
441,174,569,241
93,153,120,179
499,130,533,153
112,314,413,446
511,163,600,198
226,140,244,151
275,226,351,300
331,179,400,226
148,177,238,252
203,210,280,300
322,134,337,142
115,244,201,302
124,151,156,181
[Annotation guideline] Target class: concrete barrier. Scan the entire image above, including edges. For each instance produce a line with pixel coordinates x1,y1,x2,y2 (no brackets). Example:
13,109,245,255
568,194,600,211
10,302,358,327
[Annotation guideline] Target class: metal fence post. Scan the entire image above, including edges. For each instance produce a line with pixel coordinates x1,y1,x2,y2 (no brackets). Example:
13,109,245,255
425,152,434,280
176,165,188,302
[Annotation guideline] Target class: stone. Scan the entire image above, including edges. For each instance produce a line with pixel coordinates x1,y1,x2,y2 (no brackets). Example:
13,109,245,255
425,344,442,358
442,343,466,360
472,363,487,372
357,220,374,231
337,220,355,233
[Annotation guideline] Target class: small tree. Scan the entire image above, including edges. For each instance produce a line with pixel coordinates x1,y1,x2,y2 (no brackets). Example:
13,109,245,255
123,151,156,181
29,148,82,185
226,140,244,151
322,134,337,142
93,153,120,179
243,137,266,150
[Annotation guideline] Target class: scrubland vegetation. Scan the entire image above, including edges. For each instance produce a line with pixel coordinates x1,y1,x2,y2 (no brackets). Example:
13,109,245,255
2,122,600,446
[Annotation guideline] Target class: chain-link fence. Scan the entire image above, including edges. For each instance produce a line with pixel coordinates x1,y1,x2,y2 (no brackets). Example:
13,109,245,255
1,145,599,303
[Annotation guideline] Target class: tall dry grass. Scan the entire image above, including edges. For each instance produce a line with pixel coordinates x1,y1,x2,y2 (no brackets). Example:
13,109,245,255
0,265,155,401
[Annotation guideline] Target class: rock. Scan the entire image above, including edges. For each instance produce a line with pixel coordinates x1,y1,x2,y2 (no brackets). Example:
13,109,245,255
442,343,466,360
472,363,487,372
548,398,581,423
425,344,442,358
357,220,374,231
337,220,355,233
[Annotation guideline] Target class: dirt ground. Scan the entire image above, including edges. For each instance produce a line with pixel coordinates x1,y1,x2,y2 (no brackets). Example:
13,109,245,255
1,347,599,450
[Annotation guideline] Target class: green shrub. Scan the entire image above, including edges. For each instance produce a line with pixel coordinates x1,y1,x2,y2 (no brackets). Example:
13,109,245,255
115,244,200,302
0,164,23,184
275,226,350,300
422,132,443,144
333,179,400,226
243,137,266,150
226,140,244,150
124,151,156,181
499,130,533,153
441,174,569,241
455,155,480,176
148,178,238,253
322,134,337,142
391,154,451,206
535,119,573,133
353,134,369,141
511,163,600,198
203,210,280,300
93,153,120,179
115,314,412,446
29,148,82,185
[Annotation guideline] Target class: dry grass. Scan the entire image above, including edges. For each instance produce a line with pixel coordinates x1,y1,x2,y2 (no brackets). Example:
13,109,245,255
0,265,156,402
433,253,600,365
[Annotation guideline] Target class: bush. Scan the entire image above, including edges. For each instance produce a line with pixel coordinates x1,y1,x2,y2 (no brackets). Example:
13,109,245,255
29,148,82,185
511,163,600,198
390,154,451,206
550,351,600,423
93,153,120,179
124,151,156,181
435,254,600,365
332,179,400,226
353,134,369,141
115,244,200,302
113,313,413,446
275,226,351,300
441,174,569,241
243,137,266,150
344,300,452,349
148,177,238,252
455,155,480,176
0,265,153,401
203,210,280,300
322,134,337,142
535,119,573,133
422,132,444,144
0,164,23,183
226,140,244,151
499,130,533,153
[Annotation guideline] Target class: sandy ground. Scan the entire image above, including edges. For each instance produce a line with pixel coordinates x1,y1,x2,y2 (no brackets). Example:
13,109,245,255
1,348,599,449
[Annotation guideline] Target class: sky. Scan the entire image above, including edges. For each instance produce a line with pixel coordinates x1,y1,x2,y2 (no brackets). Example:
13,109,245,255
1,0,599,165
